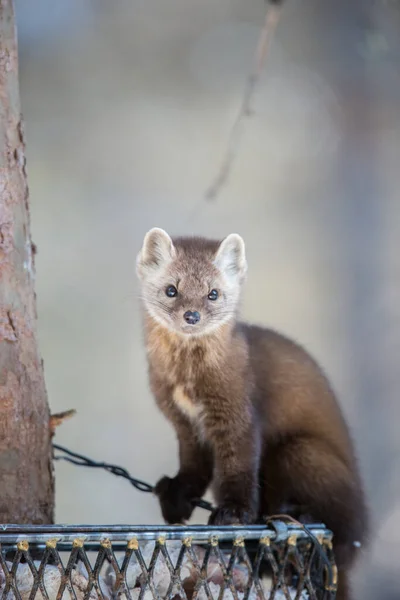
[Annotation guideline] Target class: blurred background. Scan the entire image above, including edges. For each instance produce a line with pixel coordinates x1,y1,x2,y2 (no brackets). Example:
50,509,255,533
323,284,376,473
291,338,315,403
14,0,400,597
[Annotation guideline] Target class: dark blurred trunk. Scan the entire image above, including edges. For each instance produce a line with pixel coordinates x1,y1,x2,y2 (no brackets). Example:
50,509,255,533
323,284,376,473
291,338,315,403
0,0,54,523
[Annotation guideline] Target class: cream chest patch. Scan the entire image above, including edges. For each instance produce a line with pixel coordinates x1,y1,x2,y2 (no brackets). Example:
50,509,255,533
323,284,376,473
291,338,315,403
173,385,202,422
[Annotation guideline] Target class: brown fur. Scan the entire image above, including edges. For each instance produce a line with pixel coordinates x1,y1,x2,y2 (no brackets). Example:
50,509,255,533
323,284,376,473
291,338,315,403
137,230,368,600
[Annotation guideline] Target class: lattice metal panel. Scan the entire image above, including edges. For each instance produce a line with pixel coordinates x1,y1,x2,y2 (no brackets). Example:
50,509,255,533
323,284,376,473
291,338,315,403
0,524,337,600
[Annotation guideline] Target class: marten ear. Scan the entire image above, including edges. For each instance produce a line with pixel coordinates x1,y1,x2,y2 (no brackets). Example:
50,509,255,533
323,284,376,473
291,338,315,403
136,227,176,278
214,233,247,279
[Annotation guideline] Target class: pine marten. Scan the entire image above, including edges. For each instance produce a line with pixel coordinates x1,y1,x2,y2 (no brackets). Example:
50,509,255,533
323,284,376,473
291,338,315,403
136,228,368,600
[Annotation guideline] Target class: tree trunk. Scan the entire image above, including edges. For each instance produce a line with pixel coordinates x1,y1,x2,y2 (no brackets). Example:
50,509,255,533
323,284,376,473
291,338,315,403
0,0,54,523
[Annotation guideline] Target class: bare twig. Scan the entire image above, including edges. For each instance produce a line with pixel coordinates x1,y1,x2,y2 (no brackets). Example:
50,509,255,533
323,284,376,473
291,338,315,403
50,409,77,436
205,3,282,201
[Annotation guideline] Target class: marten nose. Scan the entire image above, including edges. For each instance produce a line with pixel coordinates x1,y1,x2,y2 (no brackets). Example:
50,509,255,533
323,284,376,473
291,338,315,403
184,310,200,325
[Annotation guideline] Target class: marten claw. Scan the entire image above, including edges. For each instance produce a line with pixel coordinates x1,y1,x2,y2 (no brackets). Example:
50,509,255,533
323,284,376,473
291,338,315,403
208,505,254,526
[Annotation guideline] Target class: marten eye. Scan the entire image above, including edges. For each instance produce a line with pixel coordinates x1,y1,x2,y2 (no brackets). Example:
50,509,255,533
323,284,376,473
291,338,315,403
166,285,178,298
208,289,219,301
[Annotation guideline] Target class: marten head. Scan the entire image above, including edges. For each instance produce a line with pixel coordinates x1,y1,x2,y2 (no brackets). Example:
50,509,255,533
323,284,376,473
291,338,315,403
136,228,247,336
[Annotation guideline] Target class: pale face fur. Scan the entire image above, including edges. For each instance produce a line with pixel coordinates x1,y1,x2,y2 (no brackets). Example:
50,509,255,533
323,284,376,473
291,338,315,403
136,228,247,336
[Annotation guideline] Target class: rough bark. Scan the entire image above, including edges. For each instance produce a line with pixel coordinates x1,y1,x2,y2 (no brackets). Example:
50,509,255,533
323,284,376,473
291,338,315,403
0,0,54,523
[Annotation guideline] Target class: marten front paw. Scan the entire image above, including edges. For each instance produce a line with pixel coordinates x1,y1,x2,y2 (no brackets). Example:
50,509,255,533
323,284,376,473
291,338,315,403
154,476,195,524
208,504,255,526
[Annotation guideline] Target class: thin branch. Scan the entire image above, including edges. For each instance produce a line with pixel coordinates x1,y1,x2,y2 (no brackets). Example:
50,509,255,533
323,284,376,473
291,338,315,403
50,409,77,436
205,2,282,201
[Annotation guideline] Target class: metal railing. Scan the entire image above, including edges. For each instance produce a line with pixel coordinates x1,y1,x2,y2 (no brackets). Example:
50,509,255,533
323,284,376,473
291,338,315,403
0,523,337,600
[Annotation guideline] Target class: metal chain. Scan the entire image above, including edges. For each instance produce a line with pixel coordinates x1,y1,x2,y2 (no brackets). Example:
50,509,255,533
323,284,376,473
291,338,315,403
53,444,214,512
